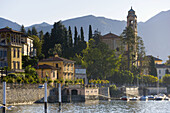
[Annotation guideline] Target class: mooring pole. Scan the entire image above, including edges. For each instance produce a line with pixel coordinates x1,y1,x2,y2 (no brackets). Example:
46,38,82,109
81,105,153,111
58,83,62,111
3,82,6,113
44,82,47,113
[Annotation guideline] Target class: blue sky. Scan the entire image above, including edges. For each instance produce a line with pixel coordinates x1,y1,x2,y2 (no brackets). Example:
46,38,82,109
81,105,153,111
1,0,170,26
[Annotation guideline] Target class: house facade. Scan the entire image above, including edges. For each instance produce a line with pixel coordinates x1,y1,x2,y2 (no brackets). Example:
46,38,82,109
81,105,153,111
38,54,75,80
75,65,88,84
21,34,36,57
0,27,23,72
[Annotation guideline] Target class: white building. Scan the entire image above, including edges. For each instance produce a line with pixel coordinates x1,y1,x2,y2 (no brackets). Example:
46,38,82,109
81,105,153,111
21,34,36,57
156,64,170,80
75,65,88,84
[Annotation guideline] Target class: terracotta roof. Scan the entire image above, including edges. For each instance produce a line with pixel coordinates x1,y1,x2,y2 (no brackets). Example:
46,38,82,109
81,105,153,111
0,28,23,34
146,55,162,61
100,33,120,39
39,56,75,63
37,64,58,70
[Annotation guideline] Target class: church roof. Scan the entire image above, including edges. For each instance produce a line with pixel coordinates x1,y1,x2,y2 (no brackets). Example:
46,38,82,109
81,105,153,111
39,56,75,63
0,27,23,34
100,32,120,39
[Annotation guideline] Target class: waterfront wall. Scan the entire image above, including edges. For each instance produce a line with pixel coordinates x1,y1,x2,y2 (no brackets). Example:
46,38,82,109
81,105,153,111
0,84,54,105
99,87,110,99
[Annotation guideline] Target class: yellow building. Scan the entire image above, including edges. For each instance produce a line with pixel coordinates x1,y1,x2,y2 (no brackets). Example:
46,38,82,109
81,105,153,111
0,27,23,72
37,54,75,80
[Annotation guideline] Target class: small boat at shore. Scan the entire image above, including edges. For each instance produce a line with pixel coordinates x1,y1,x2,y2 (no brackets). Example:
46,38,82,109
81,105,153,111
129,97,138,101
139,96,148,101
120,96,129,101
155,94,166,101
147,95,155,100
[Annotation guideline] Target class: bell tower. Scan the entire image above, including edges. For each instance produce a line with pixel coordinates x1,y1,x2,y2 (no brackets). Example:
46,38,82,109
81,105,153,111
127,6,137,36
127,7,138,63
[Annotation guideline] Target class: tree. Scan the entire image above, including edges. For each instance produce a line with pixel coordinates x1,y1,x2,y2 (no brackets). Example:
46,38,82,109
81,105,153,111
42,32,51,58
32,27,38,36
33,35,42,57
148,56,157,77
39,30,44,40
162,74,170,85
88,25,92,41
68,26,73,48
48,44,62,57
81,38,120,80
74,26,78,47
27,28,32,36
121,26,136,71
80,27,84,41
20,25,26,34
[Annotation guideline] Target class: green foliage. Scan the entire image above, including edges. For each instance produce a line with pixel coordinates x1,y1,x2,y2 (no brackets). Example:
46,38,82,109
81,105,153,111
48,79,53,84
148,56,157,77
25,65,37,77
22,55,38,68
81,38,120,80
139,75,158,84
48,44,62,57
162,74,170,84
27,28,32,36
33,35,42,57
16,77,22,83
42,32,51,58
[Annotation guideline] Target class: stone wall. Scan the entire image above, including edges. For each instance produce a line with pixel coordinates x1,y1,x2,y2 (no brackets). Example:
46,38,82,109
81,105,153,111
0,84,54,105
99,87,110,100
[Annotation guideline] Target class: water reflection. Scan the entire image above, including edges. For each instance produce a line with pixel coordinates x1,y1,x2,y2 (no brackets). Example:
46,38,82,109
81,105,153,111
1,100,170,113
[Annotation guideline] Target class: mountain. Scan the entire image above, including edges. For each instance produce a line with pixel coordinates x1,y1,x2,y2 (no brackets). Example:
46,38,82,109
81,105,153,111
138,10,170,62
0,10,170,61
0,17,21,31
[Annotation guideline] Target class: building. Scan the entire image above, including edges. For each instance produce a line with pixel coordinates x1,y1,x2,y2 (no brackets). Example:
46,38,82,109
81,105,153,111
75,65,88,84
100,32,121,51
0,27,23,72
38,54,75,80
36,64,58,81
156,64,170,80
21,34,36,57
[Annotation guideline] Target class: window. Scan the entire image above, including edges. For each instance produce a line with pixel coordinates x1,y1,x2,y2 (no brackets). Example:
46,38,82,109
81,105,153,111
13,61,16,69
71,64,73,71
4,50,7,57
159,76,162,80
13,48,16,57
17,49,20,58
64,64,66,71
17,62,20,69
0,50,2,57
53,72,55,78
159,70,161,74
67,64,70,71
68,73,70,77
56,64,58,68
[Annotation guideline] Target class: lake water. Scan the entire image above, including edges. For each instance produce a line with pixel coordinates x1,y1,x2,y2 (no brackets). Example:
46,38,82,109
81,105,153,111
2,100,170,113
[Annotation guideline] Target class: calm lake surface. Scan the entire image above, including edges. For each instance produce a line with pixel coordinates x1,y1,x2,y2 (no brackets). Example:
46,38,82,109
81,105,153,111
2,100,170,113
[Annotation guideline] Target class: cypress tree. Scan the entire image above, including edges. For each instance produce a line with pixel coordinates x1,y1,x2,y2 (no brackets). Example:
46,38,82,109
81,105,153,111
42,32,50,58
20,25,26,34
32,27,38,36
27,28,32,36
80,27,84,41
148,56,157,77
88,25,92,41
74,26,78,47
39,30,44,40
68,26,73,48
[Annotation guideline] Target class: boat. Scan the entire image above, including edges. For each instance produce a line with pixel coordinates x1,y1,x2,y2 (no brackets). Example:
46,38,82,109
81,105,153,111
164,97,169,101
139,96,148,101
120,96,129,101
147,95,155,100
155,94,166,101
129,97,138,101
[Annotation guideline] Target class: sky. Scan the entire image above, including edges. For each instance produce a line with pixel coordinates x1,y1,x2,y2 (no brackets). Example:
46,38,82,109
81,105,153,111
0,0,170,26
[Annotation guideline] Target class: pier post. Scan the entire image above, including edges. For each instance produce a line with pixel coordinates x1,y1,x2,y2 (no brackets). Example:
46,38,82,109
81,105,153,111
44,82,47,113
58,83,62,111
3,82,6,113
